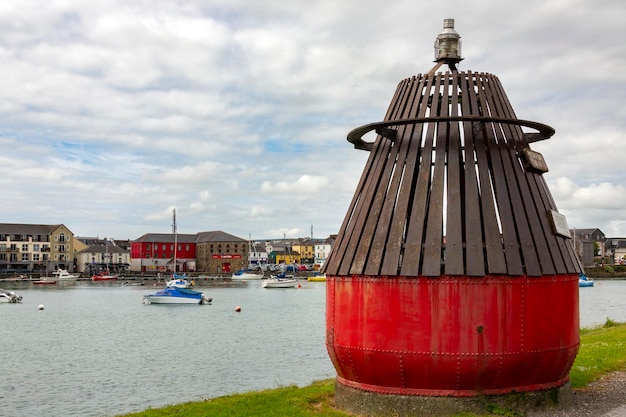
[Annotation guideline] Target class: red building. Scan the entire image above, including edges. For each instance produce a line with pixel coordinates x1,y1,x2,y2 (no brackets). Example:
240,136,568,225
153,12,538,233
130,233,197,273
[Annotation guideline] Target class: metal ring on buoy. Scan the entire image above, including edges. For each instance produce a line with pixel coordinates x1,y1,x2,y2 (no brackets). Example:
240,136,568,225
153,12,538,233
347,116,555,151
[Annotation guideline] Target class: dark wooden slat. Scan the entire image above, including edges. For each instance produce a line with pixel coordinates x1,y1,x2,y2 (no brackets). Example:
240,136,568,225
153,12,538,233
323,81,406,274
482,75,541,276
332,82,409,276
537,177,582,273
400,74,442,276
346,77,415,275
368,76,427,276
331,138,387,275
459,72,486,276
475,74,524,275
527,173,568,274
422,76,449,276
490,76,555,275
468,73,508,274
444,73,465,275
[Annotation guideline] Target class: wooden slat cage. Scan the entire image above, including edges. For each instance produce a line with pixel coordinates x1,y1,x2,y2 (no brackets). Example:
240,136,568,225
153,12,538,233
324,71,582,278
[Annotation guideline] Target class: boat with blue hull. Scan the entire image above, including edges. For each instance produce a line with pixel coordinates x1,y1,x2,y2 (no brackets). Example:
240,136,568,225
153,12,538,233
142,286,212,305
579,274,594,287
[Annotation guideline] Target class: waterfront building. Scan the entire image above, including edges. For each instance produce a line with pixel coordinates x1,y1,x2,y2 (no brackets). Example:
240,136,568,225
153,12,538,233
572,228,606,266
291,238,315,264
130,233,197,273
606,238,626,264
75,239,131,274
0,223,76,273
314,236,335,269
249,241,269,266
195,230,249,274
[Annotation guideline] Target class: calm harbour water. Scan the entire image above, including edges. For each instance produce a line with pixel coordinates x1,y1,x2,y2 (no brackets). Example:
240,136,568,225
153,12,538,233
1,278,625,417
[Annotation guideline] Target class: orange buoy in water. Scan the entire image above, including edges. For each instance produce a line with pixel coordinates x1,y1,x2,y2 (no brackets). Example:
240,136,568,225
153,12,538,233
235,306,241,312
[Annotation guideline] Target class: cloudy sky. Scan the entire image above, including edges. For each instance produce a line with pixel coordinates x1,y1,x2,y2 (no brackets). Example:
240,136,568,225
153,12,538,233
1,0,624,241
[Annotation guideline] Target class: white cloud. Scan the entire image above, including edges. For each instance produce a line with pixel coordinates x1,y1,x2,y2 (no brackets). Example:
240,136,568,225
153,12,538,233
260,175,330,194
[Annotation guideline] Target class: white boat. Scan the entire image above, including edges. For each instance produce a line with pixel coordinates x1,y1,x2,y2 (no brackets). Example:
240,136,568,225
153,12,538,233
0,288,22,303
53,269,79,280
231,270,264,280
142,286,212,305
262,274,298,288
166,276,193,288
579,274,594,287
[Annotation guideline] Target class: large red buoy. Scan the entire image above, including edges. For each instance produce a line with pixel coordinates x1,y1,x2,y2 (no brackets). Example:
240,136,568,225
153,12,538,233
323,19,581,414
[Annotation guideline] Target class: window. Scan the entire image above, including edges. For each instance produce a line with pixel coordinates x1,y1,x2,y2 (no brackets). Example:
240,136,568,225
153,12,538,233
34,244,40,252
22,244,28,251
22,253,29,261
59,245,66,252
33,254,39,261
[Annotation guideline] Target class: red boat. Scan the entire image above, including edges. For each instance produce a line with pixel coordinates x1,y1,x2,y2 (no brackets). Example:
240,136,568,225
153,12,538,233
92,272,119,281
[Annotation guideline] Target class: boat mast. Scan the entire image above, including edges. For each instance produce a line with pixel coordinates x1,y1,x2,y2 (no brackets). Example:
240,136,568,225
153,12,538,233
172,208,177,275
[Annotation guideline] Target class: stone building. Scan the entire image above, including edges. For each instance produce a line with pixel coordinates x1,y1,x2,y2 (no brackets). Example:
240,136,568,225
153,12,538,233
195,230,249,274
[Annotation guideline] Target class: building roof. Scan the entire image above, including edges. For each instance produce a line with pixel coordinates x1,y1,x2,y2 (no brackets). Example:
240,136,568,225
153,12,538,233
77,244,129,254
0,223,70,235
133,231,247,244
133,233,198,243
195,230,247,243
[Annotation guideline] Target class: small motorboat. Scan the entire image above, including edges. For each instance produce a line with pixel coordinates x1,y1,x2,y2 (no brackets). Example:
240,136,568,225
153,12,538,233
579,274,594,287
262,273,298,288
142,286,212,305
231,270,264,280
92,271,119,281
166,276,193,288
53,269,79,281
122,281,145,286
0,288,23,303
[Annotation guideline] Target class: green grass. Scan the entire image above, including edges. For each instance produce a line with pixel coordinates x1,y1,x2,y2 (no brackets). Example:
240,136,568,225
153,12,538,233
118,320,626,417
571,318,626,387
120,380,346,417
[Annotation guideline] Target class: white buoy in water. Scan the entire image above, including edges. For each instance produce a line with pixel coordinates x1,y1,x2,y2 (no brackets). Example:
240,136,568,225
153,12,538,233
38,304,45,310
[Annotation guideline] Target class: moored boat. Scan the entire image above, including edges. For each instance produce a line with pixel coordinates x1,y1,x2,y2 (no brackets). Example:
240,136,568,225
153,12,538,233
142,286,212,304
579,274,594,287
232,270,264,280
0,288,23,303
166,275,193,288
53,269,79,281
262,273,298,288
92,271,119,281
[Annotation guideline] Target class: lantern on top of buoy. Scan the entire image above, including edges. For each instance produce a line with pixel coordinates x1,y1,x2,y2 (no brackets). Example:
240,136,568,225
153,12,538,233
323,18,582,416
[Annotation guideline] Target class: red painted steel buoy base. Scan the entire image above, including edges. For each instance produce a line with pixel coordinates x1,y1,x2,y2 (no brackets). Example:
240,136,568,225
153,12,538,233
326,275,580,396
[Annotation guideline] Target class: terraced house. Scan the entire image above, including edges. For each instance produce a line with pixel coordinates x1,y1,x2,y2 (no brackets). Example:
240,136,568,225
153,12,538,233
0,223,76,273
